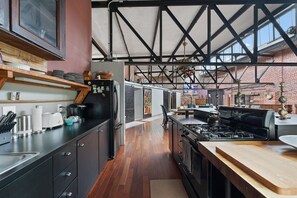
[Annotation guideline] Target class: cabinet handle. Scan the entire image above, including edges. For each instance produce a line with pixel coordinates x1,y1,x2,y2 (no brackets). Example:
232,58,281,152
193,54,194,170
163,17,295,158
65,172,72,177
179,140,183,142
64,152,71,156
65,192,72,197
78,143,85,147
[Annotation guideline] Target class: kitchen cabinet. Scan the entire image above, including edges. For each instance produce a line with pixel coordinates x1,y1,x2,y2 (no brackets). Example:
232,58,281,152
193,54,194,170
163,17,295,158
98,121,110,173
0,158,53,198
77,130,99,198
0,0,9,30
53,142,77,198
11,0,65,58
172,119,183,164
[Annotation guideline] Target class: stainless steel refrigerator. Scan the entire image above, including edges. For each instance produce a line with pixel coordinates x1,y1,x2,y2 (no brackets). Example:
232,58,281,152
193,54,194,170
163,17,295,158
83,80,122,158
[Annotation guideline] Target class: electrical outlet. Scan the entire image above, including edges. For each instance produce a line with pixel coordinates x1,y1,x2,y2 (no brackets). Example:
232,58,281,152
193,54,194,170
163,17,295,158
2,106,16,115
57,104,63,112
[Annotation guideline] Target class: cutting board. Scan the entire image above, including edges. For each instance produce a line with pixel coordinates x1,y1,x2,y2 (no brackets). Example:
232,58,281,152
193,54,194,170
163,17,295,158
216,145,297,195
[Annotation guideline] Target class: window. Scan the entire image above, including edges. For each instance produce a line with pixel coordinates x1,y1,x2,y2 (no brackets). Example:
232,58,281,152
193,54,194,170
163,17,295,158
223,47,232,62
243,34,254,51
258,23,274,46
275,9,296,38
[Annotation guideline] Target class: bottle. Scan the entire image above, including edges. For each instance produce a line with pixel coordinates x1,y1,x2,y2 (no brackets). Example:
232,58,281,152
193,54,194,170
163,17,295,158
32,105,43,132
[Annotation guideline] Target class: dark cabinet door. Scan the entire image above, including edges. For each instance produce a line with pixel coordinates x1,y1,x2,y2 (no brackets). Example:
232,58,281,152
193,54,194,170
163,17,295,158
77,131,99,198
11,0,65,58
0,158,53,198
0,0,9,30
98,121,110,173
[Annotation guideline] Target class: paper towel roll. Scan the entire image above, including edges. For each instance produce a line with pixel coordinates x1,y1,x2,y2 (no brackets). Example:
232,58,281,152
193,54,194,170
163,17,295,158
32,105,43,132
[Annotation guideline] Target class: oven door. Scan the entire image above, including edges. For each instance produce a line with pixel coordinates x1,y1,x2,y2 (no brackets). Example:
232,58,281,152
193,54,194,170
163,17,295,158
190,144,208,198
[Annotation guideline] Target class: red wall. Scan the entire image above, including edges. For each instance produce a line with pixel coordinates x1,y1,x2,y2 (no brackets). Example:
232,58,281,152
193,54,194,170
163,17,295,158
47,0,92,74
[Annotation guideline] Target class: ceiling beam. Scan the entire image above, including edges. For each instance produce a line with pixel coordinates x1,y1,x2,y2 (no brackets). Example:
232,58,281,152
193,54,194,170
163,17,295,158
124,61,297,66
213,5,254,61
165,6,207,59
92,1,294,8
212,4,290,54
115,8,159,60
260,4,297,56
92,38,107,58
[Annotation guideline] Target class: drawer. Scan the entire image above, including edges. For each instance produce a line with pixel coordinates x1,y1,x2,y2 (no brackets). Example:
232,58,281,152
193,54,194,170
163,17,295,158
54,161,77,198
53,143,76,176
59,178,77,198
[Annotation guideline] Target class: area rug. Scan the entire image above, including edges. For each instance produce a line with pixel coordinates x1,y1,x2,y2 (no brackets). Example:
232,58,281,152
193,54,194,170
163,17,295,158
125,121,144,129
150,179,188,198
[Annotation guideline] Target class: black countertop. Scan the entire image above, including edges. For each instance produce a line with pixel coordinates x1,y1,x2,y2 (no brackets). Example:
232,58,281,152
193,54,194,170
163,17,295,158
0,119,109,188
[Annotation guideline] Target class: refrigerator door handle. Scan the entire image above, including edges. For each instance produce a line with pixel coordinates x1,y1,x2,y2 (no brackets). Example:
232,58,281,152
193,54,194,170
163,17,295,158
114,86,119,121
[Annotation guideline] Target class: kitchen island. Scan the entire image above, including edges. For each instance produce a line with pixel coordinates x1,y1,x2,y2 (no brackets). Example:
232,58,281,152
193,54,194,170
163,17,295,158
199,141,297,198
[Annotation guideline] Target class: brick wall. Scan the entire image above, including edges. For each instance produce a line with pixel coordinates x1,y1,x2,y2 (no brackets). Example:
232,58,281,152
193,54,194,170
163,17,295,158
212,47,297,113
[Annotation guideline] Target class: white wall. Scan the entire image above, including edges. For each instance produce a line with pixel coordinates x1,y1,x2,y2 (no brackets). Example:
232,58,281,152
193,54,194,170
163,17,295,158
152,89,163,116
176,92,182,107
91,61,125,145
134,88,143,120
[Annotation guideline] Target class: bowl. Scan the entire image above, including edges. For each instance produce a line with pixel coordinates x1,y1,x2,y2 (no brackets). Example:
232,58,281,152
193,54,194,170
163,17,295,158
64,118,74,126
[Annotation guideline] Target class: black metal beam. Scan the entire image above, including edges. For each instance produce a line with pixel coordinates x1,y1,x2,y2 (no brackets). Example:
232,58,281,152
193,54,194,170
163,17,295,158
213,5,254,60
260,4,297,56
92,53,273,61
164,6,207,59
135,65,151,83
207,5,212,62
115,13,130,57
124,61,297,66
212,4,290,54
159,7,163,61
92,1,295,8
151,8,160,60
168,5,207,62
92,38,107,58
258,66,271,81
140,82,274,85
253,5,258,63
109,9,113,58
239,66,249,80
115,8,158,60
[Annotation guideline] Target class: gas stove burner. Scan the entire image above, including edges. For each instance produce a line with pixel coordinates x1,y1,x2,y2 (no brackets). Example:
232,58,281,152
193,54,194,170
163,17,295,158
184,123,259,141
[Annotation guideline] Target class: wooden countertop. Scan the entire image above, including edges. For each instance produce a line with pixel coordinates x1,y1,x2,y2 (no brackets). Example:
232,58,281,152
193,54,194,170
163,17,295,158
198,141,297,198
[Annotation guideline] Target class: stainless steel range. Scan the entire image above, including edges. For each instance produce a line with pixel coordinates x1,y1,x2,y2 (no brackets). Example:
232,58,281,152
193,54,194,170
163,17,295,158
180,106,275,198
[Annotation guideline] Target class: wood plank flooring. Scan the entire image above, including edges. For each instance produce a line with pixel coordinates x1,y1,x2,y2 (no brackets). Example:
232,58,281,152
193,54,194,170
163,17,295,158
88,118,181,198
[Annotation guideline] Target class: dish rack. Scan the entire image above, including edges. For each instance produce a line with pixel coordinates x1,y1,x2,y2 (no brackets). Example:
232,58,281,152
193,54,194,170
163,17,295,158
0,122,16,145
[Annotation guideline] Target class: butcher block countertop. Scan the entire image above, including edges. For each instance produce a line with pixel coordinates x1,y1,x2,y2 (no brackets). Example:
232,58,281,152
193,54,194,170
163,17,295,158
198,141,297,198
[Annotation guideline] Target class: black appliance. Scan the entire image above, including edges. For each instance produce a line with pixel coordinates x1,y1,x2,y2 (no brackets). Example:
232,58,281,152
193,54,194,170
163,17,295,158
181,107,275,198
83,80,122,158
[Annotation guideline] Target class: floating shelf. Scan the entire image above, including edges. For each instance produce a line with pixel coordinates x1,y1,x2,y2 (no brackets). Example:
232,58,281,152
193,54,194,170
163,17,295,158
0,64,90,104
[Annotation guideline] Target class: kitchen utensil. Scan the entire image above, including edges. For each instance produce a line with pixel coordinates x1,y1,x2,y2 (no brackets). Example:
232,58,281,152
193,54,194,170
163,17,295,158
32,105,43,132
279,135,297,149
207,112,221,127
42,112,63,129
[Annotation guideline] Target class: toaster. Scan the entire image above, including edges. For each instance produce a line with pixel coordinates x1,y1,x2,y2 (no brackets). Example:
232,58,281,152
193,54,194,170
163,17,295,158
42,112,64,129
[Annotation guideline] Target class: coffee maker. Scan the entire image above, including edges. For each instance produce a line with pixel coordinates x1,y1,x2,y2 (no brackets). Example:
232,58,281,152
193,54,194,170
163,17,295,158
67,104,86,122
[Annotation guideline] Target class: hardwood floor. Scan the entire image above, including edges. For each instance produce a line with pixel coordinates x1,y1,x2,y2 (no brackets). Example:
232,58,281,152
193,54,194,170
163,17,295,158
88,118,181,198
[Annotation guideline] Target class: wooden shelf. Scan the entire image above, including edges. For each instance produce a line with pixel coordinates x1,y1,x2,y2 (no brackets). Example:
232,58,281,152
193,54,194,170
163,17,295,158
0,64,90,104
